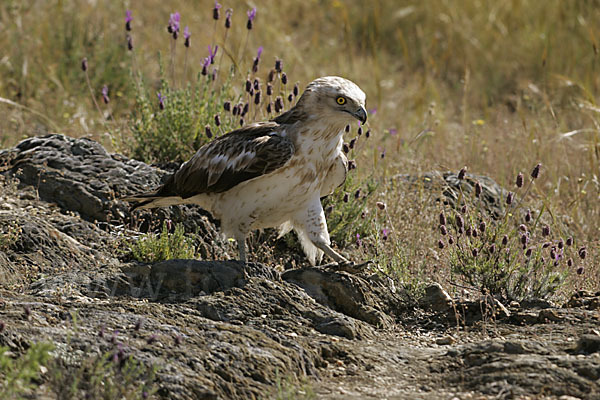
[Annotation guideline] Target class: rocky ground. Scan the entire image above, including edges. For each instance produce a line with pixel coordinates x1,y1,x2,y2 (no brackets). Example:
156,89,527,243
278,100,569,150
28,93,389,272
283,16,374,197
0,135,599,399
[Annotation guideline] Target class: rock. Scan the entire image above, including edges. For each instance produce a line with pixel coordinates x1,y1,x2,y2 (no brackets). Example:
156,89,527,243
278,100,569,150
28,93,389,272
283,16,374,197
565,290,600,310
0,134,219,239
394,172,509,218
282,268,395,328
575,334,600,354
111,260,279,299
420,283,453,311
436,335,456,345
538,308,563,322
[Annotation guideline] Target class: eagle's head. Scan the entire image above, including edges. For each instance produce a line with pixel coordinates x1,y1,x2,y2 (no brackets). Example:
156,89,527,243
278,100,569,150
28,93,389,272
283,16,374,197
299,76,367,125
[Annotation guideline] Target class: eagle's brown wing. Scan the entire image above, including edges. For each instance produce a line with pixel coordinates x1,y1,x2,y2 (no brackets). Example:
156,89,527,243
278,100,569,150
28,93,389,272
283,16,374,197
157,122,294,199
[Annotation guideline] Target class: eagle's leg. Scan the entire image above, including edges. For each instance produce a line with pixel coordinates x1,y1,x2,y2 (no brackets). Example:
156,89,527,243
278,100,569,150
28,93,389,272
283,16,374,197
235,232,247,264
298,197,350,266
313,241,349,264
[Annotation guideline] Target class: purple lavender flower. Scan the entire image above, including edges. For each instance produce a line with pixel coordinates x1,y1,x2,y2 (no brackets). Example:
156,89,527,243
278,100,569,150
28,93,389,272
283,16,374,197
531,163,541,179
275,96,284,113
184,26,191,48
287,93,294,103
102,85,109,104
127,34,133,51
506,191,514,205
458,167,467,180
252,46,263,73
281,72,288,85
369,107,377,115
213,1,221,20
125,10,133,31
205,125,213,138
201,57,210,75
157,92,165,110
208,45,218,64
275,59,283,73
356,233,362,247
365,130,371,138
247,7,257,29
381,228,390,241
225,9,232,28
348,160,356,170
389,128,398,136
81,57,88,72
439,211,446,226
168,12,180,38
438,239,445,249
357,126,363,136
474,181,482,198
542,224,550,236
516,172,524,188
578,246,587,260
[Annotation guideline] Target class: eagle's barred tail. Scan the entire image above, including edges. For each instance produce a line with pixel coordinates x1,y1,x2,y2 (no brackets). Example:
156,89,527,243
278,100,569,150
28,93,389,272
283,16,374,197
120,194,160,211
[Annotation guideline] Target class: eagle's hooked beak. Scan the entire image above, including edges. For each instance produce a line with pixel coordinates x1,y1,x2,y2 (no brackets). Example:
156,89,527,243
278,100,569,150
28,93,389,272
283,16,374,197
352,106,367,124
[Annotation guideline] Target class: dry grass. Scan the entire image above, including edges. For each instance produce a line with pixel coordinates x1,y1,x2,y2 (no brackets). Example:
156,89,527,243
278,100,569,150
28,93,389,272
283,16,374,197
0,0,598,297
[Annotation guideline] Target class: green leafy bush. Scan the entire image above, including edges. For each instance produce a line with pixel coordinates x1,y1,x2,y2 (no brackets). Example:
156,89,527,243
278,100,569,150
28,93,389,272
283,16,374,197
0,342,54,398
130,221,196,263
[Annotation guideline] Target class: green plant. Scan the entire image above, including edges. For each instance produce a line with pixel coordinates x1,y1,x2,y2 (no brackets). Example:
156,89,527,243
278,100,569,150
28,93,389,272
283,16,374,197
49,351,157,400
274,369,315,400
0,342,54,399
437,165,585,301
130,220,196,263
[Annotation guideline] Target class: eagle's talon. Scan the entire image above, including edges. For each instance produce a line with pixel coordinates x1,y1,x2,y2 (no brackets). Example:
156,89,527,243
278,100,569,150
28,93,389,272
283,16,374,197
321,260,372,274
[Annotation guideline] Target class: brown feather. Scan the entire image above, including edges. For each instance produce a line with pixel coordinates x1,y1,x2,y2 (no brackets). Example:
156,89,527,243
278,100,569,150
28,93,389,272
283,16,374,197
156,122,294,199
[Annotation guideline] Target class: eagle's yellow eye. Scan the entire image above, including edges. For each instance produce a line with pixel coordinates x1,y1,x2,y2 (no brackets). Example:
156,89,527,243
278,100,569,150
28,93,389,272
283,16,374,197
336,96,346,105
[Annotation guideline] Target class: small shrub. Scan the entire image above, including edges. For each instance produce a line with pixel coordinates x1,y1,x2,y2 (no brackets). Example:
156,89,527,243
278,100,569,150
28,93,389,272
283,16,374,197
0,220,20,251
49,351,157,400
437,164,583,301
130,221,196,263
0,342,54,399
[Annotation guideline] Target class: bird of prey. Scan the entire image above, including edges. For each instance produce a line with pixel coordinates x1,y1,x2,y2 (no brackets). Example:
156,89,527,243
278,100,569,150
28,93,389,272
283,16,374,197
124,76,367,266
